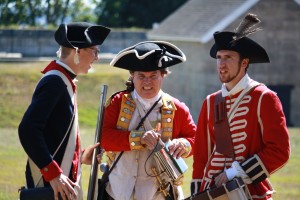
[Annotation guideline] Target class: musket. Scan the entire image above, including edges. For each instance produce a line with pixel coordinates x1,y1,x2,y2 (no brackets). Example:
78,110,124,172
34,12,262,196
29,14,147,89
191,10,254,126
87,85,108,200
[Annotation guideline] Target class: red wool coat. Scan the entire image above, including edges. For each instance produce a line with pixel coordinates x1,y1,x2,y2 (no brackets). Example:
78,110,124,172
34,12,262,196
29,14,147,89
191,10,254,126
192,83,290,199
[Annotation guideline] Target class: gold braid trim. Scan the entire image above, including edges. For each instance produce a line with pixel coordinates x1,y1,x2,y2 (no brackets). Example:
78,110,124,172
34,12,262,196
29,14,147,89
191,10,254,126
107,94,177,163
129,130,145,150
161,96,176,142
116,93,135,130
107,93,136,165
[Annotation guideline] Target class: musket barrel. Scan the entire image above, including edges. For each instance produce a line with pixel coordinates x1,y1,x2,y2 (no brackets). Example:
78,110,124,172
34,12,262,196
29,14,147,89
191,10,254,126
87,85,108,200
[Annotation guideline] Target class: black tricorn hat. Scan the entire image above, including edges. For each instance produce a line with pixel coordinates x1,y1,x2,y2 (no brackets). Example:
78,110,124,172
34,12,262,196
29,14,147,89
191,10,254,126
110,41,186,71
210,13,270,64
54,22,110,49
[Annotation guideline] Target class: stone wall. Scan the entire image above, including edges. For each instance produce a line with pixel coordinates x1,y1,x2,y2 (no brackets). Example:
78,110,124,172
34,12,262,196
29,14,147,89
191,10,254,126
247,0,300,126
0,29,147,57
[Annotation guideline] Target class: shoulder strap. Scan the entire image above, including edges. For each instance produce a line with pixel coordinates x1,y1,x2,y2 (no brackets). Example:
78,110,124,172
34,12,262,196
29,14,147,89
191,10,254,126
100,96,162,185
45,70,78,180
214,82,261,159
214,91,235,159
43,70,75,98
28,70,76,187
135,96,162,130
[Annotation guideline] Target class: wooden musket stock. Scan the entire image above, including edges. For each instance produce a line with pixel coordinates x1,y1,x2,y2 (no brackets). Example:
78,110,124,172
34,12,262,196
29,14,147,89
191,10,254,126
87,85,108,200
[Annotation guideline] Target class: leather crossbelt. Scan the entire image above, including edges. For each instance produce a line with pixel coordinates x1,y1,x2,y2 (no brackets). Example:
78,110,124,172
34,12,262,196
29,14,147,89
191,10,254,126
214,91,235,158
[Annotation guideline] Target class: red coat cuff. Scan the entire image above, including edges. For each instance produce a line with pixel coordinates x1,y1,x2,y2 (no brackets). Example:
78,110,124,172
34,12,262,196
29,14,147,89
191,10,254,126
40,160,63,182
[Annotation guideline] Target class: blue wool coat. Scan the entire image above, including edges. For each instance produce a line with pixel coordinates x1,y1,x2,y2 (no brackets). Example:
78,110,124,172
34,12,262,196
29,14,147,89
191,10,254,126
18,64,76,187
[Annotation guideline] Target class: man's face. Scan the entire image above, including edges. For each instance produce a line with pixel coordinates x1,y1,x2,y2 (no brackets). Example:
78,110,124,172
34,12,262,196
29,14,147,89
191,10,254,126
216,50,248,88
132,70,164,99
77,45,100,74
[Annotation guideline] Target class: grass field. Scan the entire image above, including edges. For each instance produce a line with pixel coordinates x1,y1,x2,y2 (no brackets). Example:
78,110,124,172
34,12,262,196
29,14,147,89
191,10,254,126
0,128,299,200
0,62,130,128
0,62,299,199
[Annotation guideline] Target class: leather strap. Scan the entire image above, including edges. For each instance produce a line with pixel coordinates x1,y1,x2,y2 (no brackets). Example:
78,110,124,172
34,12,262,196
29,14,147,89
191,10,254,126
100,96,162,184
214,91,235,158
213,82,261,159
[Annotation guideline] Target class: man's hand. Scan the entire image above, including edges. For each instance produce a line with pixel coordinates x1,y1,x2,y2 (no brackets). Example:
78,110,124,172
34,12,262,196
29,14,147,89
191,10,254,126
141,130,160,150
214,171,228,187
49,174,77,200
81,143,100,165
168,139,186,159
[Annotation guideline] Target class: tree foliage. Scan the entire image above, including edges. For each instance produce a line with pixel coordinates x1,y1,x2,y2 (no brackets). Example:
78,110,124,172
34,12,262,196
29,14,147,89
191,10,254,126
0,0,96,27
0,0,187,28
95,0,188,28
0,0,28,25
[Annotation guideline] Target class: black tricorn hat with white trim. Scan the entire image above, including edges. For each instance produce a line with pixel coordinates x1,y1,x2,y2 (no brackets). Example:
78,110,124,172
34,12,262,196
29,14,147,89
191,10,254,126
210,13,270,64
54,22,111,49
110,41,186,71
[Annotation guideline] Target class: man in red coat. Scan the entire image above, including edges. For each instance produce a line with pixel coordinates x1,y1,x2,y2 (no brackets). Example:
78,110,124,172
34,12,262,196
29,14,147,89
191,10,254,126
191,13,290,200
102,41,196,200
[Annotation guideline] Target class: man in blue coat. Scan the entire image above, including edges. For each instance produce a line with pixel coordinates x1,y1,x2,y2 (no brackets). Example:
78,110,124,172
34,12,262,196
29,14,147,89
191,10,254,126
18,22,110,200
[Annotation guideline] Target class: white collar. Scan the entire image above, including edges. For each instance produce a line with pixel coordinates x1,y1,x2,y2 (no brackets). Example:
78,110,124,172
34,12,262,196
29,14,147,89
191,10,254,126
133,89,163,110
221,74,253,97
56,60,76,75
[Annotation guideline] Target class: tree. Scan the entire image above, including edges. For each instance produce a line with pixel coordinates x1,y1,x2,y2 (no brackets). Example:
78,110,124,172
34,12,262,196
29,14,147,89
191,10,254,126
0,0,28,26
0,0,187,28
95,0,188,28
69,0,98,23
0,0,97,27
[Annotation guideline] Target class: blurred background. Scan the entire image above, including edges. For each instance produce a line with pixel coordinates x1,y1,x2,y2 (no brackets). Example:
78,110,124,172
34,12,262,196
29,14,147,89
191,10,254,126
1,0,300,126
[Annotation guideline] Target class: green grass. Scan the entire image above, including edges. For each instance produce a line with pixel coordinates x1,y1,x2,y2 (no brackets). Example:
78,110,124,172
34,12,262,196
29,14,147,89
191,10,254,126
0,62,299,199
0,128,299,199
0,62,129,128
